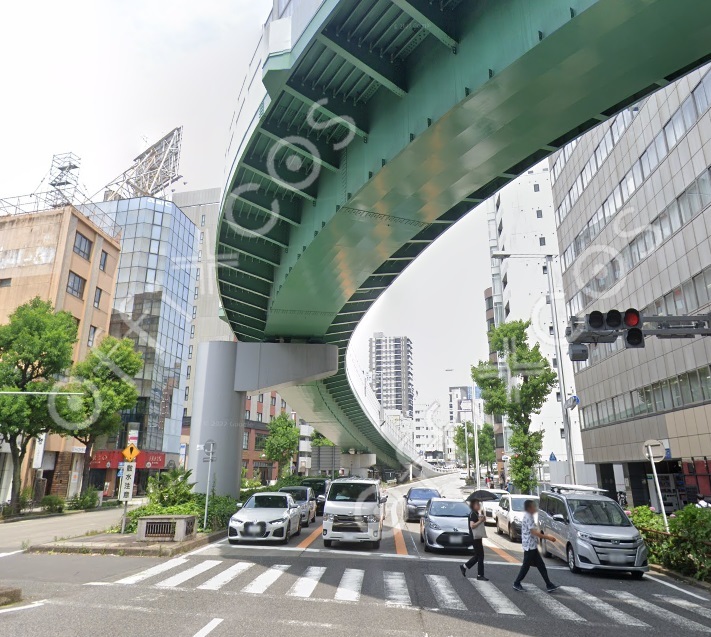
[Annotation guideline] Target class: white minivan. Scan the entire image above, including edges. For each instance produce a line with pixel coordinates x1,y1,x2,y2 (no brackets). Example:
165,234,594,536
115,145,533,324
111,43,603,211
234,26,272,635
322,478,387,549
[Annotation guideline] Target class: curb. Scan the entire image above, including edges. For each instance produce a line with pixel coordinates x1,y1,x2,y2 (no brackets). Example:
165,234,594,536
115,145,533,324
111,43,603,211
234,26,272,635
29,529,226,557
1,506,126,524
649,563,711,592
0,586,22,607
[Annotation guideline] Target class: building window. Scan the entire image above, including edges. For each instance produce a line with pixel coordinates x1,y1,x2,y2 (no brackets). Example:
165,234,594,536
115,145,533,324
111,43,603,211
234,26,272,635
556,391,561,401
245,410,250,421
560,428,566,439
504,302,510,318
258,393,264,403
549,325,554,335
552,356,558,368
190,325,195,339
73,232,93,260
196,268,200,282
546,293,551,304
194,287,199,300
201,214,206,227
198,250,202,262
281,399,286,409
534,183,540,192
200,232,204,243
539,237,546,246
66,271,86,299
192,306,197,319
93,287,102,308
188,345,193,360
257,412,263,422
184,386,189,401
243,431,249,450
270,396,276,406
0,278,11,288
87,325,97,347
254,432,268,449
186,365,191,380
502,273,508,289
99,250,108,271
536,209,543,218
542,265,548,274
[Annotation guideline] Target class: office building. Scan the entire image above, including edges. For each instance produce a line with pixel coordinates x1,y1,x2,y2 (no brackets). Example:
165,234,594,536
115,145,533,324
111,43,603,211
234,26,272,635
368,331,415,418
553,64,711,507
0,203,121,502
484,162,583,481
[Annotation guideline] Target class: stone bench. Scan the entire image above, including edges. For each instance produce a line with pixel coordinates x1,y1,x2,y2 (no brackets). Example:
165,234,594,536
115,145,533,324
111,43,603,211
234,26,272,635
136,515,197,542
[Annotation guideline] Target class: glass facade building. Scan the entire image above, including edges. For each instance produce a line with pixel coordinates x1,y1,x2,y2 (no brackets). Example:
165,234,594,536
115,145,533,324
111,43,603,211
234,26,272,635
94,197,196,456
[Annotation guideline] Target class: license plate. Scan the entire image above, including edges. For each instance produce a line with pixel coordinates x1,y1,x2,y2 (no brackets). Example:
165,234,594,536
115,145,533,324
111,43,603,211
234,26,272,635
607,553,628,564
449,536,463,544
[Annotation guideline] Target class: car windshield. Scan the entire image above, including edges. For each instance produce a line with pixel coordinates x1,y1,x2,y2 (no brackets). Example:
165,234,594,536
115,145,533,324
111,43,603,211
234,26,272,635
302,480,327,495
327,483,377,502
409,489,439,500
280,488,307,502
244,495,288,509
429,501,470,517
511,498,535,512
568,499,631,526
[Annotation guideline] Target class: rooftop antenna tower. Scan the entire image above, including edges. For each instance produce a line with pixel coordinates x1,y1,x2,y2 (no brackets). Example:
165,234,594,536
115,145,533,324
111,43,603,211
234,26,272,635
46,152,81,208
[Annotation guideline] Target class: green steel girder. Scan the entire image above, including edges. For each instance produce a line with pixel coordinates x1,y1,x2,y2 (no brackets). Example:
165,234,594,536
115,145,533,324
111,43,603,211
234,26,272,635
229,186,303,227
219,0,711,467
258,119,340,173
241,153,318,202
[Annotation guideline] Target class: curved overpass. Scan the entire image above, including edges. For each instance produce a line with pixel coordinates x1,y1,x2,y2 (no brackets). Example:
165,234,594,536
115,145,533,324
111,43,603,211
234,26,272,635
217,0,711,467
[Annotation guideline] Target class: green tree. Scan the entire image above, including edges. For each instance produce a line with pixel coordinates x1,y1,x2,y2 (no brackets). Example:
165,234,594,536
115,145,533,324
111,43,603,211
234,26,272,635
147,467,195,507
0,298,77,513
453,421,475,465
453,422,497,474
471,320,557,494
65,336,143,494
310,431,335,447
263,413,299,476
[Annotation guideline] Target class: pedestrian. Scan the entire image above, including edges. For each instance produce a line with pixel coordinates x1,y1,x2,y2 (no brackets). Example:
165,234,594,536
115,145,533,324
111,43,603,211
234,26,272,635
696,493,710,508
513,499,559,592
506,480,513,493
458,497,488,581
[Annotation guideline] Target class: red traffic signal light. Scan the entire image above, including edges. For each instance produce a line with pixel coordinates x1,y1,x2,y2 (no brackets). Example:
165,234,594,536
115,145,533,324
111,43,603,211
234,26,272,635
624,308,641,327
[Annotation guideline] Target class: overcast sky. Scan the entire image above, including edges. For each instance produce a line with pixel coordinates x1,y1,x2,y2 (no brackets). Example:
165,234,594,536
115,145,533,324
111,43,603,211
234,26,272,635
1,1,492,417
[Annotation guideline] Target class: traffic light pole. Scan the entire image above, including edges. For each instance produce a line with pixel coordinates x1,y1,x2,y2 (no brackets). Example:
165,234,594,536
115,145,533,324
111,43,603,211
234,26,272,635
545,255,577,485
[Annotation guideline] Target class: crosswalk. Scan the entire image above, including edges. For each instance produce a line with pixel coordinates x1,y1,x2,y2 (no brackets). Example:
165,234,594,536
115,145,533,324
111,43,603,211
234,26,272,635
100,558,711,632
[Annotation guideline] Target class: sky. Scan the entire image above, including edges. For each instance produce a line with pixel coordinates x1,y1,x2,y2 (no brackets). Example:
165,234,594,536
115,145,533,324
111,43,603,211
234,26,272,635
0,1,493,417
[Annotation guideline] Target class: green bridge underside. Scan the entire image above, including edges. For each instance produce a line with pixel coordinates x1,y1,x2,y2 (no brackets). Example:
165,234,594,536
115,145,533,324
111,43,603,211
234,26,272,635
217,0,711,467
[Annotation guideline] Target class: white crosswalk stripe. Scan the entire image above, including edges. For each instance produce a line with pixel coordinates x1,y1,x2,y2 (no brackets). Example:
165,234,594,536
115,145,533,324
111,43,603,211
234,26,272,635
334,568,365,602
469,579,524,616
156,560,222,588
197,562,253,591
288,566,327,598
242,565,290,594
561,587,649,627
425,574,467,610
610,590,711,633
115,557,188,585
527,586,586,622
383,571,411,606
654,595,711,621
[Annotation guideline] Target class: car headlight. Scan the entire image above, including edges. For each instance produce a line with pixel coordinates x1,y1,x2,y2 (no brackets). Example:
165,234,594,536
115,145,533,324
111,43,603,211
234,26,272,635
428,520,441,530
577,531,591,541
363,515,379,523
324,513,335,521
269,517,287,524
231,516,244,524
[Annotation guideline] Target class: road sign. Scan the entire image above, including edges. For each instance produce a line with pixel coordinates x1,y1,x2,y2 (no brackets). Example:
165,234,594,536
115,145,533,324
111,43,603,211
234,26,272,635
549,452,557,462
122,443,140,463
118,462,136,502
643,439,666,463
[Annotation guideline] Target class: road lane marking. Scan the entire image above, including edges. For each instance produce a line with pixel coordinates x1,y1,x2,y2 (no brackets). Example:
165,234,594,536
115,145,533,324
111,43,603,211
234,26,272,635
115,557,188,585
527,585,586,622
156,560,222,588
0,550,23,559
645,574,709,601
335,568,365,602
384,571,411,606
469,579,524,616
655,595,711,620
242,564,290,594
393,525,408,555
561,586,649,627
483,541,520,564
0,600,46,615
425,574,467,610
610,590,711,633
287,566,327,597
197,561,253,591
297,524,323,549
192,618,223,637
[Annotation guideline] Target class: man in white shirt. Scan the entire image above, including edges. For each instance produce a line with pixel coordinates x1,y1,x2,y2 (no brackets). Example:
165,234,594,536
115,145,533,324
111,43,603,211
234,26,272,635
513,499,559,592
696,493,710,508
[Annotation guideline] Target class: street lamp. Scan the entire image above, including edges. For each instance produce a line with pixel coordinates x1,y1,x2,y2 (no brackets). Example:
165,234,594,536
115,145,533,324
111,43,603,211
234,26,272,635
490,251,577,485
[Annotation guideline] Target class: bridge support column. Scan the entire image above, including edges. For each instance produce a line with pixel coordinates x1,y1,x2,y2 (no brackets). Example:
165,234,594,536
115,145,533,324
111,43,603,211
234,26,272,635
189,341,338,498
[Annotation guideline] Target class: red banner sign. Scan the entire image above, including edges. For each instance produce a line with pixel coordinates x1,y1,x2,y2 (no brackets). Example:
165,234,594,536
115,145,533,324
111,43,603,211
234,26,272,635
90,449,166,470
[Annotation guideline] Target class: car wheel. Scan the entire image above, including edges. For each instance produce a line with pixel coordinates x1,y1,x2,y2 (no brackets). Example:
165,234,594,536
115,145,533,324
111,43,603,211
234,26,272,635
311,512,317,524
295,519,302,536
323,539,332,548
541,539,551,558
630,571,644,580
303,515,310,528
372,539,381,550
508,524,513,540
567,546,580,574
496,521,503,535
228,539,239,545
282,523,291,544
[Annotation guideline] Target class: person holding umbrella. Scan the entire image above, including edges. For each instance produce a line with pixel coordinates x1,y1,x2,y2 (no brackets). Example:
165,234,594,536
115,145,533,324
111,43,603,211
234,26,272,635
459,494,489,581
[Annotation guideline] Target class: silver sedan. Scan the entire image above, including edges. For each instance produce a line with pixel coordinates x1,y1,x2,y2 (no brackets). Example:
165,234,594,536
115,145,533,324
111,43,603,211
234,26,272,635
420,498,474,552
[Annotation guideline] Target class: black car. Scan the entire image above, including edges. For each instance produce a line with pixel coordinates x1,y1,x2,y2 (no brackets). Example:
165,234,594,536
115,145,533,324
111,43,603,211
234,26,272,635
300,477,331,515
403,487,441,522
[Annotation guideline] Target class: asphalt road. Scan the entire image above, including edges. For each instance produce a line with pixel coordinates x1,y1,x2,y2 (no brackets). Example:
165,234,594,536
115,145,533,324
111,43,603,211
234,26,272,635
1,473,709,637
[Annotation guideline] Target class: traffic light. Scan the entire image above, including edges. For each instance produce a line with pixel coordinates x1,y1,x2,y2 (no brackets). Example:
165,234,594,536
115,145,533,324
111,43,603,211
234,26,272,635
623,308,645,348
582,311,619,342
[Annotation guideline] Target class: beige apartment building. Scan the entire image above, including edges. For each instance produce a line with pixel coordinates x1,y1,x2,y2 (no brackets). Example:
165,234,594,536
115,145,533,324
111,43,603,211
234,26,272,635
0,205,121,501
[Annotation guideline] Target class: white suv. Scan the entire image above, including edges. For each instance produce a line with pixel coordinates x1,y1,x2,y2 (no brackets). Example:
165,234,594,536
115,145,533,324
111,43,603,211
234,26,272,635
322,478,387,549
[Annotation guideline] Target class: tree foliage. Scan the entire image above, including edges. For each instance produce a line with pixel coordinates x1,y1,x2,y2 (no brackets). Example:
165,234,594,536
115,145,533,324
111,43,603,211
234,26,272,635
453,422,497,473
471,320,557,494
310,431,335,447
263,413,299,476
147,467,196,507
0,298,77,513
